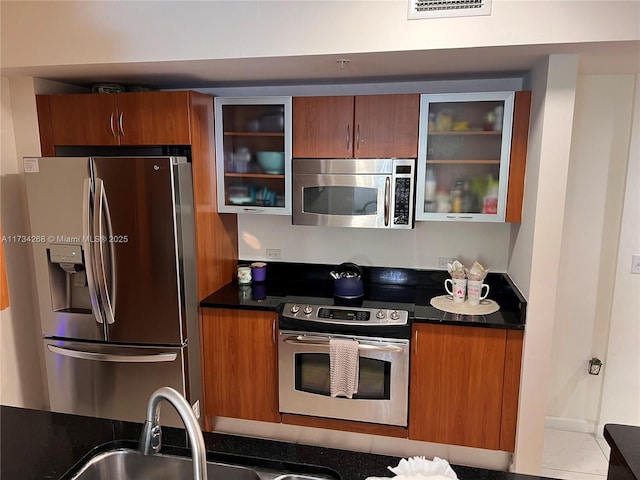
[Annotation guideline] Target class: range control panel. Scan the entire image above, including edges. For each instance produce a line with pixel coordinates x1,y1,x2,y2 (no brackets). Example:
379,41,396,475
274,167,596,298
281,303,408,326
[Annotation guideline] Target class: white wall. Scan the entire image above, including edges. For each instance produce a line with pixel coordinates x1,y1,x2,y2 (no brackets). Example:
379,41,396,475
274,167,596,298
2,1,639,69
239,215,512,270
546,75,636,433
0,77,46,408
598,74,640,430
508,54,579,474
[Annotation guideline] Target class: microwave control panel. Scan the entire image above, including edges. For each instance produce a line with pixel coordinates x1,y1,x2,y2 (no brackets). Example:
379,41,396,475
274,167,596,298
393,177,412,226
392,160,414,228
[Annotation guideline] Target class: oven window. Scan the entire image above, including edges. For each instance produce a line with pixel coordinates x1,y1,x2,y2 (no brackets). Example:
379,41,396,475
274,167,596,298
302,186,378,216
294,353,391,400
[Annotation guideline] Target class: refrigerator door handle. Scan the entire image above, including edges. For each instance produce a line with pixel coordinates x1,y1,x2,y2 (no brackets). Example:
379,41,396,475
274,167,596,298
83,178,104,325
93,179,116,325
102,180,117,319
47,344,178,363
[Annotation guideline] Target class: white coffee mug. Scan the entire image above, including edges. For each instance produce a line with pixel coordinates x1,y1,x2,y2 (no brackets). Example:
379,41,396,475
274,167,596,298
445,278,467,304
467,280,489,306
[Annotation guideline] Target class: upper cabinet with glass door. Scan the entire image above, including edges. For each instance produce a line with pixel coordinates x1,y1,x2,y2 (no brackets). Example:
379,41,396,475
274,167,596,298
415,92,530,222
215,97,292,214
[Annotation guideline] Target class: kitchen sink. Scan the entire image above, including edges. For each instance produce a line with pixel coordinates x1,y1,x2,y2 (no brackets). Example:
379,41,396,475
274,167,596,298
64,388,339,480
66,445,339,480
69,448,261,480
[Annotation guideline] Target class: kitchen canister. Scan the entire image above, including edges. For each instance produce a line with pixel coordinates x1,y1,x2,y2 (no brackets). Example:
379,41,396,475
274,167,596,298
237,265,252,284
251,262,267,282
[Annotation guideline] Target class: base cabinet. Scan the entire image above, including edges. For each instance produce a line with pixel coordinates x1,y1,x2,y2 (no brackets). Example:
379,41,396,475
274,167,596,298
409,324,523,452
201,308,280,428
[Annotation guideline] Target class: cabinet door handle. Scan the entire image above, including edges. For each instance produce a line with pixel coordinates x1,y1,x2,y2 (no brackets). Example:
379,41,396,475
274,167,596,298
109,113,116,138
414,329,419,355
355,124,360,150
118,112,124,136
272,319,276,344
346,125,351,152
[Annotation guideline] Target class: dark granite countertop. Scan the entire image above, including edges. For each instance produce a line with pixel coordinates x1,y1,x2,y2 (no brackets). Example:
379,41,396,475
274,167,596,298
1,406,552,480
200,262,526,330
604,423,640,480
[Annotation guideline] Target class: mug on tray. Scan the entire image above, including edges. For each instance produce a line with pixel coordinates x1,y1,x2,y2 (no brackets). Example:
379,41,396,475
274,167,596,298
444,278,467,304
467,280,490,306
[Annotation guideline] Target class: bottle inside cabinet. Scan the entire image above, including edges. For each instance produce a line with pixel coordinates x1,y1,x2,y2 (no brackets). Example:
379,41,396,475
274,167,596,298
416,93,514,222
214,98,292,213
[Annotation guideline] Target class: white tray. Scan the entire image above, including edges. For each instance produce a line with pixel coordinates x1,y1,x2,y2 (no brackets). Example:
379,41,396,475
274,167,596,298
430,295,499,315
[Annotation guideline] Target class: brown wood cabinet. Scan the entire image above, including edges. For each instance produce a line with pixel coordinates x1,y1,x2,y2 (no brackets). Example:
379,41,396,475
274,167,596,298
201,308,280,429
292,94,420,158
0,226,9,311
40,92,191,147
409,323,523,452
505,91,532,223
35,91,238,301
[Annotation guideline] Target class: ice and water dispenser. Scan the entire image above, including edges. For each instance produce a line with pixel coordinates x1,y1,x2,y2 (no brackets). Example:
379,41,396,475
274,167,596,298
47,244,92,314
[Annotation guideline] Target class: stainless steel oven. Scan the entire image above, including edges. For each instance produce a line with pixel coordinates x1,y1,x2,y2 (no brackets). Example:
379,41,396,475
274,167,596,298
278,302,410,427
292,158,415,229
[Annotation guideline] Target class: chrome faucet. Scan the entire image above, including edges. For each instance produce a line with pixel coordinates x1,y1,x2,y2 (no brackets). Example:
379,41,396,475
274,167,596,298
140,386,208,480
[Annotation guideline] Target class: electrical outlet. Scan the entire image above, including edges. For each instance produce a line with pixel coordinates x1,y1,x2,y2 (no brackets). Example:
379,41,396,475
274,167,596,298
632,254,640,274
266,248,281,259
191,400,200,419
438,257,456,268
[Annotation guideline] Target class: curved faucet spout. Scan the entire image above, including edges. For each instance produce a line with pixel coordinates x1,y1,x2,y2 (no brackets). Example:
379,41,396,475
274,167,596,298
140,386,208,480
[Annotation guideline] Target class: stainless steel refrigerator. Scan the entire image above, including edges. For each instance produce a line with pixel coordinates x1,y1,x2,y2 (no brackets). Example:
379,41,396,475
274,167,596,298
25,156,201,427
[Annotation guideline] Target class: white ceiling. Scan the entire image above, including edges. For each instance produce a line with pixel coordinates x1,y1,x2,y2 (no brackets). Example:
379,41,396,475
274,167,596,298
5,41,638,90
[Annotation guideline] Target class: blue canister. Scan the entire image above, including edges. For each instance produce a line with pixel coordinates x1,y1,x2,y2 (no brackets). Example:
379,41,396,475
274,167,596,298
251,262,267,282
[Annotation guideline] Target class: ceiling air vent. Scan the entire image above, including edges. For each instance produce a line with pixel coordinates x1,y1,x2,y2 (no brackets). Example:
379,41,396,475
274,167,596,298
408,0,492,19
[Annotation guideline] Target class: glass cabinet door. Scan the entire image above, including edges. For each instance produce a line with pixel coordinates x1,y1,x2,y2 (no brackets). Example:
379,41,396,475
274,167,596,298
214,97,292,214
415,92,515,222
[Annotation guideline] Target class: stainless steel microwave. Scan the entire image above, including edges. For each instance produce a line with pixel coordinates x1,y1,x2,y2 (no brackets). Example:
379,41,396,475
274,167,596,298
292,158,415,229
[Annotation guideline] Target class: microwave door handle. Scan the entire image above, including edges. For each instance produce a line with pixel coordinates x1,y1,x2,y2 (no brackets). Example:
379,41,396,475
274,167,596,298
283,335,404,353
384,176,391,227
83,178,104,325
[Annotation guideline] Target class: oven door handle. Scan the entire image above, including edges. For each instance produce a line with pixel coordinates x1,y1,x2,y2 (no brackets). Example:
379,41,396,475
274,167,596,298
282,335,405,353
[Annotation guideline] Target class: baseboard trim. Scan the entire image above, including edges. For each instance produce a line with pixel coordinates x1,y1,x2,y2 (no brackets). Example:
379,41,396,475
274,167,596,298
545,416,596,434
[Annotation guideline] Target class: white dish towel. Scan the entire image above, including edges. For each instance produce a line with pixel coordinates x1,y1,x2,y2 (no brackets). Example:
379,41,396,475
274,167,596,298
329,338,359,398
365,456,458,480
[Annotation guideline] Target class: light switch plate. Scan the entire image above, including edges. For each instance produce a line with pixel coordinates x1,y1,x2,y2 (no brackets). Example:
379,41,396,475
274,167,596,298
632,254,640,274
266,248,281,259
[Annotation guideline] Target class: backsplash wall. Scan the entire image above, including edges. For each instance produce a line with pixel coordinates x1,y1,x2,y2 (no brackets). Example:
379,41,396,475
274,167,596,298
238,215,512,271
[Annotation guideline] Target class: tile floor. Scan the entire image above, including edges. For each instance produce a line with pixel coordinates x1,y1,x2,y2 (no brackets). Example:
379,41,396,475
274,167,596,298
541,429,611,480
